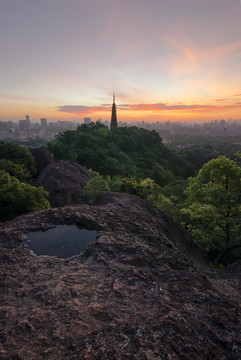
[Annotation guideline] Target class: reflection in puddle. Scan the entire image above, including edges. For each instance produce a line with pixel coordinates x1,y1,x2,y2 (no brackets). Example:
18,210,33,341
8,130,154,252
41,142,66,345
25,225,97,259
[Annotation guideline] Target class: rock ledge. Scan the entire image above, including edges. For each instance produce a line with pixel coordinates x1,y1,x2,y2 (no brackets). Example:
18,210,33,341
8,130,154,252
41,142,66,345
0,193,240,359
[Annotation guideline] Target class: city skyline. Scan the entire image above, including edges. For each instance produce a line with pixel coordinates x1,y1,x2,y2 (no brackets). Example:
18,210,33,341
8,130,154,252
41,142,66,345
0,0,241,123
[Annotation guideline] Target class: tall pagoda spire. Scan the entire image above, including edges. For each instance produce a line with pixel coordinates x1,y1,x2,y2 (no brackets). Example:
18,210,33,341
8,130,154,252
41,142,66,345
110,92,118,131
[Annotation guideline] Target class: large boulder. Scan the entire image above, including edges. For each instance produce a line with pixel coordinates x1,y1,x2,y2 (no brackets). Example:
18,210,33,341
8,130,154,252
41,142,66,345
30,148,54,176
34,160,93,207
0,193,240,359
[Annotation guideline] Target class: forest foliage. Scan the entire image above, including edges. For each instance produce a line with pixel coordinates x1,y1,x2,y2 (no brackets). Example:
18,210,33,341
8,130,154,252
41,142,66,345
47,124,241,265
0,141,50,221
47,123,195,186
46,124,241,265
181,156,241,265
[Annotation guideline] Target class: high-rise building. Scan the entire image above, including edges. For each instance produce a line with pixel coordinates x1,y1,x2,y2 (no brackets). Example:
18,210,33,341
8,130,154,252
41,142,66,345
40,118,48,129
19,118,30,131
110,93,118,131
84,117,91,124
25,114,30,127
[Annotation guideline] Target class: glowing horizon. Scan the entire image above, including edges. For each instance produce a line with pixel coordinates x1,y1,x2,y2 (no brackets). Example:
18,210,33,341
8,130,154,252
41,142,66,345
0,0,241,123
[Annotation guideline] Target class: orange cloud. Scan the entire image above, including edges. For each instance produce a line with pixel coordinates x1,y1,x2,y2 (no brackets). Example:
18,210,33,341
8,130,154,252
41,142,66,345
203,41,241,61
165,35,241,75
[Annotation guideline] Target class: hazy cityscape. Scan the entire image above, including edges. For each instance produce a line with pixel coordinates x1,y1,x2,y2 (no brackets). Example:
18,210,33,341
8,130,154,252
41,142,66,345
1,115,241,144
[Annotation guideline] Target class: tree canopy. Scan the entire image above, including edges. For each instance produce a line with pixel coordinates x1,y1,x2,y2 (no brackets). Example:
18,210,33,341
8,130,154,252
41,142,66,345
0,140,36,181
181,156,241,264
0,141,50,222
0,171,50,222
47,123,194,186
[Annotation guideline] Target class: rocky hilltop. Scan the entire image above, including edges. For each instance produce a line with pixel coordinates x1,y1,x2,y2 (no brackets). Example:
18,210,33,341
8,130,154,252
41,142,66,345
29,147,93,207
0,192,240,359
34,159,93,207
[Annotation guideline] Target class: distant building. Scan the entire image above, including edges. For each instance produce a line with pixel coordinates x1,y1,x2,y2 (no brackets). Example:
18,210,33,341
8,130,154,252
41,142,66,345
19,120,30,131
25,115,30,128
84,117,91,124
110,93,118,131
40,118,48,129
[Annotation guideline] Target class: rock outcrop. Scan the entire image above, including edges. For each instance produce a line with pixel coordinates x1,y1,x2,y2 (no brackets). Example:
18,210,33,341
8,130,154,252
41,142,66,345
34,160,93,207
0,193,240,360
30,148,54,176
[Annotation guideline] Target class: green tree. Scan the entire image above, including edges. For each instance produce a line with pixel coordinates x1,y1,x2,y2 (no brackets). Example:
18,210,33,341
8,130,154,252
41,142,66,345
181,156,241,264
0,159,32,182
147,192,175,218
180,144,218,171
47,124,190,186
0,171,50,222
108,176,159,199
0,141,36,177
47,141,68,160
83,175,110,200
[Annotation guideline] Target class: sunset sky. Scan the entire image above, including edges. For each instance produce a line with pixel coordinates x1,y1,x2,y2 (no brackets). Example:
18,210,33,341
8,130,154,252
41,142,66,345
0,0,241,123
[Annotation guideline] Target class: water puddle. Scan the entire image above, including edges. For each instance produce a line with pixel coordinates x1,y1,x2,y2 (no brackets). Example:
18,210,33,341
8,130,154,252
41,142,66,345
24,224,98,259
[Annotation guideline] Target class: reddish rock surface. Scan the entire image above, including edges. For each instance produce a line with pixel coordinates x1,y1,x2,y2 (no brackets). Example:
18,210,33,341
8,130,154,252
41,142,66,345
34,159,93,207
0,193,240,359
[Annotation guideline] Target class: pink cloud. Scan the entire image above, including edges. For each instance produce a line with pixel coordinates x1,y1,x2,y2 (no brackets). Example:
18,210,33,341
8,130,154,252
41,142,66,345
166,34,241,75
